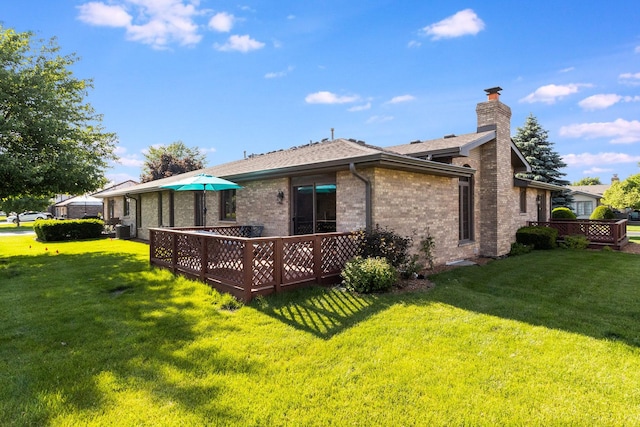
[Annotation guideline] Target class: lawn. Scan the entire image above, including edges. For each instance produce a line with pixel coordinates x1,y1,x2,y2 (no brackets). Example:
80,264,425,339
1,235,640,425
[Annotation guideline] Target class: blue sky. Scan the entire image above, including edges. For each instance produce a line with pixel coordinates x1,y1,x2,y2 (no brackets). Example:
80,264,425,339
2,1,640,186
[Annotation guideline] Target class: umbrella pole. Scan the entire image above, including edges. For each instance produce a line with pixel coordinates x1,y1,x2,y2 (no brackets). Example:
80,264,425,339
203,189,207,227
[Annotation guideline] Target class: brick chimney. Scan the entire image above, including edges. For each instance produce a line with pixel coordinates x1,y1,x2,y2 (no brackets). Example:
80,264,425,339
475,87,513,257
612,174,620,183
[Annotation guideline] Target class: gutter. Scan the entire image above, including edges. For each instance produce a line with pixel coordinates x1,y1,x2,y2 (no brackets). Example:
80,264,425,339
349,163,372,230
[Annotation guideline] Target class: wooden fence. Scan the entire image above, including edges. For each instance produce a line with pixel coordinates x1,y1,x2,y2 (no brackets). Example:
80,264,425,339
527,219,628,249
149,226,359,302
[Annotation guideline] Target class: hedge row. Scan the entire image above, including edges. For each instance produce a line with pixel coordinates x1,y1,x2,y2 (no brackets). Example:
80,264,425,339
34,219,104,242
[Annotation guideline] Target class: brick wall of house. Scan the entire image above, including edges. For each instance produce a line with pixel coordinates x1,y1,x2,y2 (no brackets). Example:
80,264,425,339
233,178,290,236
336,169,367,232
367,167,479,266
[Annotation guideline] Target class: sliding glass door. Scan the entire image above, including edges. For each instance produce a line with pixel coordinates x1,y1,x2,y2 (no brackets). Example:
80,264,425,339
292,176,336,235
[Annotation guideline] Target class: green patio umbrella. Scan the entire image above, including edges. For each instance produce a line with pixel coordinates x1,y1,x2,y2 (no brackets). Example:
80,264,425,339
159,173,242,226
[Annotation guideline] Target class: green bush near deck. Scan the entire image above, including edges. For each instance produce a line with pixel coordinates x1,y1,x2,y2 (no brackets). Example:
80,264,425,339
341,256,398,293
551,207,576,219
515,226,558,249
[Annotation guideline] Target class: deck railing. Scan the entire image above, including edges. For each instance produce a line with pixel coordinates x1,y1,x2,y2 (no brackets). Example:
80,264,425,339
528,219,628,249
149,227,359,302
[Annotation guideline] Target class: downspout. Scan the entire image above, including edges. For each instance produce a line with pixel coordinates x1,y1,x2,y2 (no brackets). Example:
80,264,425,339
349,163,372,230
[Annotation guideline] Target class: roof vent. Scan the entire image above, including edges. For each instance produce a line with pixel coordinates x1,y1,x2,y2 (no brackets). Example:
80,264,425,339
410,140,422,144
444,134,456,139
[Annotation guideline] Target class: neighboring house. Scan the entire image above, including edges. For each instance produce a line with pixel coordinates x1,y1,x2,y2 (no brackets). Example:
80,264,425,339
94,88,564,266
54,194,103,219
567,184,610,219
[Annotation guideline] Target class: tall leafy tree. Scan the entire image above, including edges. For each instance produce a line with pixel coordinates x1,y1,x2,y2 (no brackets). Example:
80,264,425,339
513,114,571,207
602,174,640,210
140,141,207,182
0,26,117,199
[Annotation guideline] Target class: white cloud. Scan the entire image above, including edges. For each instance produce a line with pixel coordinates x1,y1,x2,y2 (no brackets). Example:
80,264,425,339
619,72,640,85
77,2,131,27
305,91,359,104
420,9,485,40
559,119,640,144
582,167,614,175
117,155,144,167
77,0,203,49
559,67,575,73
386,94,416,104
519,83,592,104
214,35,265,52
579,94,640,111
264,66,294,79
563,152,640,166
348,103,371,112
366,115,394,124
407,40,421,48
208,12,235,32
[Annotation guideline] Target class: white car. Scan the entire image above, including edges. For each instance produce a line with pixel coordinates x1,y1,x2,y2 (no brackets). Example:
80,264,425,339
6,211,53,223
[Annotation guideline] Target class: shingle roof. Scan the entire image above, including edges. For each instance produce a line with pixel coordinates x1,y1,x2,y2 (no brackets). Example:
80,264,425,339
95,138,473,198
387,130,496,157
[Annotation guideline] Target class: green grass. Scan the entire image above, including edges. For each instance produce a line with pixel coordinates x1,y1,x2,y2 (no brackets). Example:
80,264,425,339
628,224,640,232
2,236,640,425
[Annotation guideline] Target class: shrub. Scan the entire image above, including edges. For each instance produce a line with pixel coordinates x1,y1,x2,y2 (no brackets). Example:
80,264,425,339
590,205,616,220
515,226,558,250
341,256,398,293
34,219,104,242
561,234,590,250
419,234,436,270
355,225,411,269
509,242,533,256
552,207,577,220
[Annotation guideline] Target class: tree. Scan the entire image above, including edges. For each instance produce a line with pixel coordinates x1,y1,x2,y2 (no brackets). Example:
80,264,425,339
573,177,602,186
513,114,571,207
602,174,640,210
140,141,207,182
0,26,117,199
0,195,51,215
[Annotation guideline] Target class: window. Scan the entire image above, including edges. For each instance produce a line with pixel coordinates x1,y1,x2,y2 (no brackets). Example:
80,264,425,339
576,201,594,217
108,199,115,219
459,176,473,241
220,189,236,221
123,196,130,216
519,187,527,213
291,175,337,235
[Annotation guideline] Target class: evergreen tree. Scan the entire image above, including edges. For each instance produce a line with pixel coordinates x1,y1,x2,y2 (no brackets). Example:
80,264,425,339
513,114,571,207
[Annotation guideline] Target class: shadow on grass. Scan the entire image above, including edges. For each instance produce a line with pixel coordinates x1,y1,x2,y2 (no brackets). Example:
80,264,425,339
424,249,640,348
0,251,253,425
253,285,391,339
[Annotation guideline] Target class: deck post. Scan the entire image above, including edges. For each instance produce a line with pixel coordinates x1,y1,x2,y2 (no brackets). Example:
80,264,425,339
274,238,283,293
171,231,178,273
200,235,207,281
243,240,253,302
313,234,323,283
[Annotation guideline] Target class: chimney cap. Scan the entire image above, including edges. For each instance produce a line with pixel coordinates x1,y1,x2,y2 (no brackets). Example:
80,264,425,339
484,86,503,95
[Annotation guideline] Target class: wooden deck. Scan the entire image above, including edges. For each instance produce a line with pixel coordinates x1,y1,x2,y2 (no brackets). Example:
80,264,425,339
528,219,629,250
149,226,359,302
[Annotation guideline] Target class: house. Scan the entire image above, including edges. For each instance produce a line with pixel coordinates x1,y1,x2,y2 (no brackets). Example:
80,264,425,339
54,194,103,219
567,177,617,219
95,88,564,266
